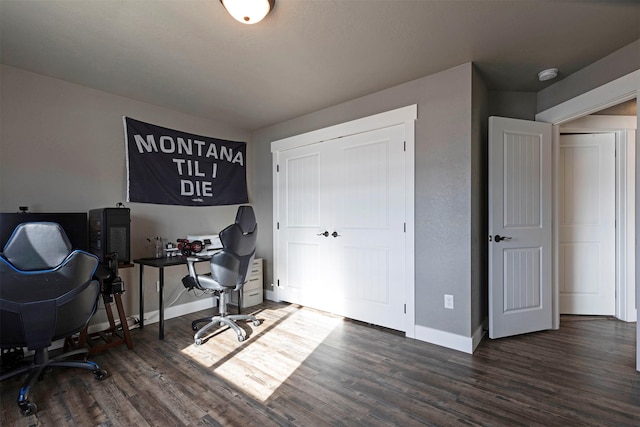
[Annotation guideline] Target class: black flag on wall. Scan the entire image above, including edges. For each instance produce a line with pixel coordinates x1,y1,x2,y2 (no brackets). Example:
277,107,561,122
124,117,248,206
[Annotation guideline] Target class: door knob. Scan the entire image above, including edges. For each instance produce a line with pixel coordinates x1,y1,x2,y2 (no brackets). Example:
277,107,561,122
331,231,341,238
494,235,512,242
317,231,329,237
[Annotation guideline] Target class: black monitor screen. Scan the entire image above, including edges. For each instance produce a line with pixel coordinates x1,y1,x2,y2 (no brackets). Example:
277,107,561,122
0,213,88,251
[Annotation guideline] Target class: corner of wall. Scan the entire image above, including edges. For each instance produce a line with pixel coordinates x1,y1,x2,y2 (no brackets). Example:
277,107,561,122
537,39,640,112
471,67,490,336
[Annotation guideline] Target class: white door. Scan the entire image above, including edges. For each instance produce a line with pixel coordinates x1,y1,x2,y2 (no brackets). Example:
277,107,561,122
559,133,616,315
276,125,407,331
489,117,553,339
330,126,406,331
275,141,335,312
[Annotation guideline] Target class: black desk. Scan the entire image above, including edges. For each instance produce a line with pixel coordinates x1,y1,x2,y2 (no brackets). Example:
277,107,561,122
134,256,211,339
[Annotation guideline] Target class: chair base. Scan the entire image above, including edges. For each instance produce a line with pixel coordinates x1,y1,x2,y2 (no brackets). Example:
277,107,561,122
191,296,243,331
0,347,107,416
194,313,261,344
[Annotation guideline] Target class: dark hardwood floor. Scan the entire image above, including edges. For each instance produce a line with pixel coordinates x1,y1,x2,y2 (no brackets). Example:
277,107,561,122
2,301,638,426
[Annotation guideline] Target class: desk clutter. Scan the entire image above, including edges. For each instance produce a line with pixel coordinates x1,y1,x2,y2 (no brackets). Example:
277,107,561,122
150,234,223,258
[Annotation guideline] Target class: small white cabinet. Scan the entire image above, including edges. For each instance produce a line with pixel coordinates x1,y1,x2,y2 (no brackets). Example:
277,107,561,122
231,258,263,308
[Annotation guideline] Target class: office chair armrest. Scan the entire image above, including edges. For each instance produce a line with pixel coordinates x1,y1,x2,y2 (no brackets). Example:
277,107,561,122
182,257,201,289
185,257,199,276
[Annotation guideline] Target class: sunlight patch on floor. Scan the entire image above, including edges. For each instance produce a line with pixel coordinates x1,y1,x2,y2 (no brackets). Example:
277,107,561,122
180,306,341,401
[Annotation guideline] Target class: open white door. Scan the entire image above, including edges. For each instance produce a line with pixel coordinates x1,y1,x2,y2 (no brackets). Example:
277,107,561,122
489,116,553,339
558,133,616,315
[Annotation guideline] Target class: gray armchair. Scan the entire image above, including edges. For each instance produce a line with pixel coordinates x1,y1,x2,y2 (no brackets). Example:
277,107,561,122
0,222,107,416
183,206,261,344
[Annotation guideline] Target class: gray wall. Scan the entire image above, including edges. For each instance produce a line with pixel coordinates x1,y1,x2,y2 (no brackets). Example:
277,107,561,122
537,39,640,113
3,36,637,346
471,67,489,335
489,91,537,121
253,63,484,338
0,65,253,324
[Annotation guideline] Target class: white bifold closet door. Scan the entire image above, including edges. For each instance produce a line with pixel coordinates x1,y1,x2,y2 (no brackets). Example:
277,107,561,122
275,124,407,332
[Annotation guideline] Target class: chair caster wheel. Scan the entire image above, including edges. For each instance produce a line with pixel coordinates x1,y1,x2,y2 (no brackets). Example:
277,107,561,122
195,338,203,346
253,320,260,326
94,369,108,381
192,325,199,331
19,401,37,416
237,335,245,342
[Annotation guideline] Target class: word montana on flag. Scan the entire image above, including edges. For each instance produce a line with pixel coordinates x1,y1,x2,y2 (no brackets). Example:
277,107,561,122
124,117,248,206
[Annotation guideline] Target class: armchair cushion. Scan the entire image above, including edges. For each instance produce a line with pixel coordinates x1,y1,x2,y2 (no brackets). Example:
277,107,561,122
2,222,72,271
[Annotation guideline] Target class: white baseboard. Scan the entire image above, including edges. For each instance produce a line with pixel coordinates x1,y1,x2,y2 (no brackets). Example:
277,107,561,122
140,296,216,325
414,322,486,354
472,320,488,352
264,290,488,354
265,289,277,302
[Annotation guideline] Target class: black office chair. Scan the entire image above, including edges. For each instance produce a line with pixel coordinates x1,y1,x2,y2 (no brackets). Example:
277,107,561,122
0,222,107,416
183,206,261,344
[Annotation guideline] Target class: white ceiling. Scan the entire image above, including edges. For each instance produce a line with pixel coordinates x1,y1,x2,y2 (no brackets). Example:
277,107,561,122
1,0,638,130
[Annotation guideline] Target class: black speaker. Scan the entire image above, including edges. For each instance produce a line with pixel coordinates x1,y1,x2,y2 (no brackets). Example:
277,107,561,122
89,207,130,264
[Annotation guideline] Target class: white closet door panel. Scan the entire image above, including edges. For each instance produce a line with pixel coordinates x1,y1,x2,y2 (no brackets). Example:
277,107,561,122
286,153,320,227
276,145,334,309
285,241,324,308
331,124,406,331
340,140,390,228
275,124,407,332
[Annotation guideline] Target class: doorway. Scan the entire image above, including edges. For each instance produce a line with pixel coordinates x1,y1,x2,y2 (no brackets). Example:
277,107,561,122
534,69,639,370
558,112,637,320
558,132,616,315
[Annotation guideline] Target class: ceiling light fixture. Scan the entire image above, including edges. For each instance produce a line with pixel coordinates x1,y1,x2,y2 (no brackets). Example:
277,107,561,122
538,68,558,82
220,0,275,25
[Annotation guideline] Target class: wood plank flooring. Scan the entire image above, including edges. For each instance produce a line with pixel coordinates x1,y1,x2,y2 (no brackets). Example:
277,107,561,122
2,301,638,426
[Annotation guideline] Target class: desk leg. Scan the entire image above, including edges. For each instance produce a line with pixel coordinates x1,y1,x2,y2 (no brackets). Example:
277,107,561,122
159,267,164,340
139,265,145,329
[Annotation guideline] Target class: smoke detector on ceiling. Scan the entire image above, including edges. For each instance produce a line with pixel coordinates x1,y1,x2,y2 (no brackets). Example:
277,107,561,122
538,68,558,82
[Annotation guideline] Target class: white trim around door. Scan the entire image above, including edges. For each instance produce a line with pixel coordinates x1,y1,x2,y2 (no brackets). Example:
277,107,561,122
271,105,417,338
560,116,637,322
535,69,639,371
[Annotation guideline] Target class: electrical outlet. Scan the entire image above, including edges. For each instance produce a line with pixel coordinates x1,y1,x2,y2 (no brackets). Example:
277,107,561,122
444,294,454,309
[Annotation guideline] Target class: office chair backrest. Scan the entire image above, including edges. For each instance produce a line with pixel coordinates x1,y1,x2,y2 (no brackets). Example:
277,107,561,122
217,222,257,288
210,206,257,289
3,222,72,271
208,249,241,289
235,205,257,234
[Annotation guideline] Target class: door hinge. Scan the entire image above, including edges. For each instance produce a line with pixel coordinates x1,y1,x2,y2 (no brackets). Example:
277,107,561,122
277,279,280,287
277,222,280,230
404,304,406,314
404,222,406,233
403,141,406,152
277,164,280,172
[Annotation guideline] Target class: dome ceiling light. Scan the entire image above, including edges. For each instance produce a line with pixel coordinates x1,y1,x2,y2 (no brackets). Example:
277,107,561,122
220,0,275,25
